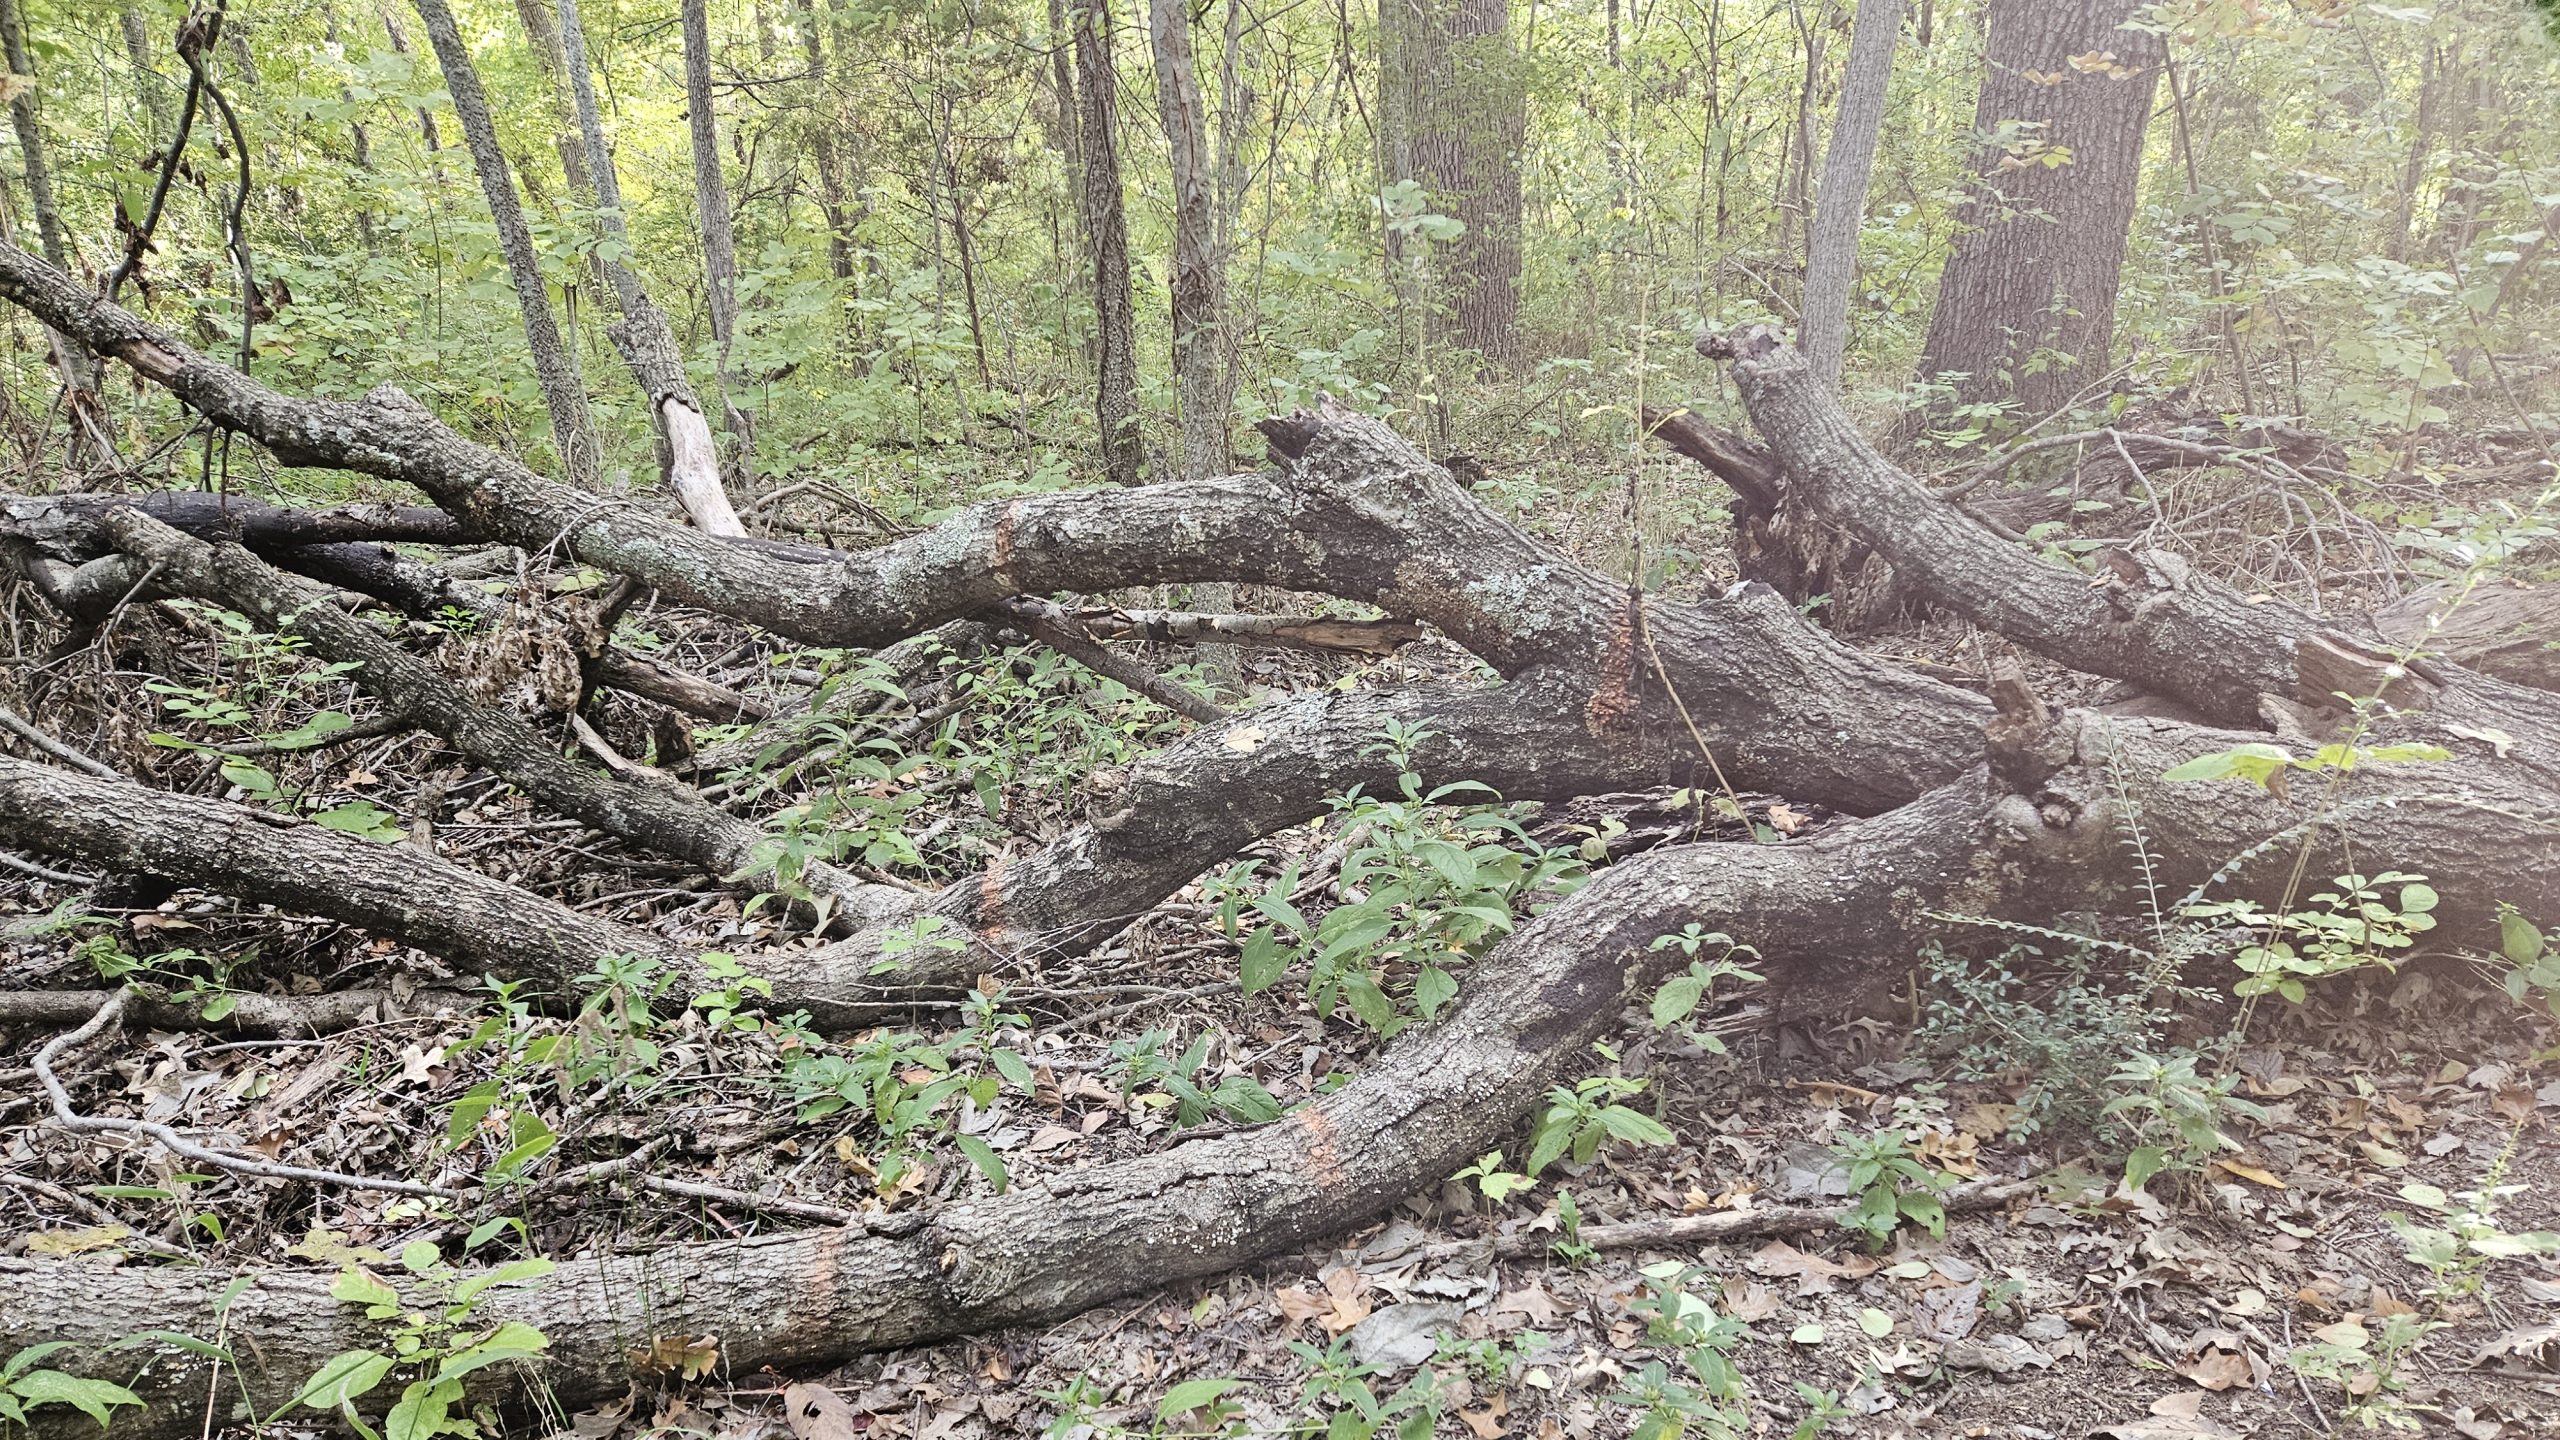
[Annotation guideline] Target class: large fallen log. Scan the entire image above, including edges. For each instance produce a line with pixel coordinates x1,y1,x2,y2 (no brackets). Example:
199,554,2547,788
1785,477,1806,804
10,708,2556,1436
3,242,2555,1439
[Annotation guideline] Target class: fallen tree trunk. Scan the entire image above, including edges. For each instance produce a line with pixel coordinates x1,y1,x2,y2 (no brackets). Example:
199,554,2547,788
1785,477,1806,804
4,241,2556,1440
1705,327,2560,784
13,709,2557,1436
100,508,909,930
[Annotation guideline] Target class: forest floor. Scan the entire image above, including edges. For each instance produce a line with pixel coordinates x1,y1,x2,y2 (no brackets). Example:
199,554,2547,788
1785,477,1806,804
6,867,2557,1439
572,985,2560,1440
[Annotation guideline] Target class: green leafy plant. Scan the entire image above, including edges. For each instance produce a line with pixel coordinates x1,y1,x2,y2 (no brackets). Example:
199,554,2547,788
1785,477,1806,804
1526,1054,1675,1176
1614,1263,1750,1440
1831,1128,1956,1248
1449,1149,1535,1205
1647,926,1763,1054
2184,871,2439,1002
1224,721,1586,1035
2102,1050,2268,1194
280,1244,554,1440
2284,1312,2443,1433
0,1344,145,1431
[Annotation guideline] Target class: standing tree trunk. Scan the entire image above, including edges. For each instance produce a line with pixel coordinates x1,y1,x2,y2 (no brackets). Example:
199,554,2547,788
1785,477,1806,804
1908,0,2163,424
1148,0,1228,480
793,0,855,284
1151,0,1246,684
376,4,444,160
556,0,744,536
1072,0,1141,486
510,0,597,214
680,0,757,475
410,0,601,489
118,5,171,139
1798,0,1902,388
1379,0,1526,366
2,0,110,465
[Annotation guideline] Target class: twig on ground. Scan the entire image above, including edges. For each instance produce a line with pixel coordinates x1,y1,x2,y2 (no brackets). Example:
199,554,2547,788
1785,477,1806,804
639,1173,859,1226
0,704,120,777
33,989,465,1199
1414,1177,2042,1263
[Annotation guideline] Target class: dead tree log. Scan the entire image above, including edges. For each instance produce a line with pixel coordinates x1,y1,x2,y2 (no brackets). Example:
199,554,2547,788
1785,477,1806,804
97,509,908,929
3,245,2557,1437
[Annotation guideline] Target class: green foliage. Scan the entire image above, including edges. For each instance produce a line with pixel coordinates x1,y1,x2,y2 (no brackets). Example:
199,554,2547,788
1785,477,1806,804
1829,1128,1956,1250
285,1243,554,1440
1525,1050,1675,1177
1216,722,1586,1035
0,1343,145,1431
1448,1149,1535,1206
1912,942,2177,1142
1646,926,1763,1054
2492,902,2560,1023
2283,1313,2444,1434
2184,872,2439,1003
2101,1051,2269,1194
1614,1263,1751,1440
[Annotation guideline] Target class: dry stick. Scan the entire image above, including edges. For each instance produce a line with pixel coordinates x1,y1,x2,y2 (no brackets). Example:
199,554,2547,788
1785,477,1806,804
0,848,91,883
1418,1178,2040,1263
640,1173,858,1227
0,704,119,777
33,989,465,1200
0,1172,193,1260
998,598,1225,724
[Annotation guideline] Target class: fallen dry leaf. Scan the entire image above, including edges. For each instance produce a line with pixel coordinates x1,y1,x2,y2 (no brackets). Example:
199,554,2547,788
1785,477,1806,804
780,1383,863,1440
2473,1320,2560,1369
2208,1158,2285,1189
1720,1279,1782,1321
1494,1285,1562,1326
1747,1239,1880,1297
632,1333,721,1381
2176,1346,2252,1392
1457,1393,1509,1439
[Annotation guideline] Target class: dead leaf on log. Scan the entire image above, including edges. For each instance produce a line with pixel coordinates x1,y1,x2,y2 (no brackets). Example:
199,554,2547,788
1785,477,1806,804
633,1333,721,1381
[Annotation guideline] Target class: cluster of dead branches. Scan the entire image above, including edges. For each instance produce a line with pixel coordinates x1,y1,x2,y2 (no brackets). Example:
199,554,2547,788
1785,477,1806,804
0,247,2555,1436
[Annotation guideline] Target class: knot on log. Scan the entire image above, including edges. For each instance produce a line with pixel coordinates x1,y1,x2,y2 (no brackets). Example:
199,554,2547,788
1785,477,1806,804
1983,673,2070,797
1692,324,1787,364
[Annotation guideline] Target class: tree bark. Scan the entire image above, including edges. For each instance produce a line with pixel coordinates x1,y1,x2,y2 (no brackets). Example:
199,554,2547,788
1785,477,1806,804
0,0,108,461
557,0,746,536
1378,0,1526,364
1908,0,2163,424
409,0,601,489
681,0,756,472
1072,0,1142,485
1150,0,1230,481
509,0,596,204
793,0,855,283
1798,0,1902,388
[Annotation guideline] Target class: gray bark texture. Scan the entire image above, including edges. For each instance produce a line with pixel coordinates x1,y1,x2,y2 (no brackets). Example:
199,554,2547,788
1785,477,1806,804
557,0,744,535
1798,0,1902,387
408,0,601,488
1378,0,1526,363
1073,0,1142,485
680,0,755,464
1911,0,2163,421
